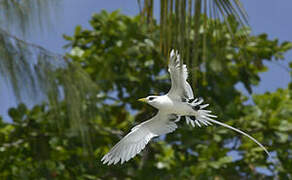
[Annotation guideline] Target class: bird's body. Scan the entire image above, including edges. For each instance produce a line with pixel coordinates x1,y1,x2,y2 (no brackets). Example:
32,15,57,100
101,50,270,165
148,95,195,115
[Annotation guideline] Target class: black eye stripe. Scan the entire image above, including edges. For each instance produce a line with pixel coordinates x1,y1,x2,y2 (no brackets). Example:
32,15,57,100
149,97,155,101
181,98,187,102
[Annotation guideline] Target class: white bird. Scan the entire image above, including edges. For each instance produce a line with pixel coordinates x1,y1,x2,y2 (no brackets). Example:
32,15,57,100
101,50,270,165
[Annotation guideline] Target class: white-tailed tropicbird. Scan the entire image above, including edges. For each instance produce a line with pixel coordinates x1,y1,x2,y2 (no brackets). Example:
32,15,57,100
101,50,270,165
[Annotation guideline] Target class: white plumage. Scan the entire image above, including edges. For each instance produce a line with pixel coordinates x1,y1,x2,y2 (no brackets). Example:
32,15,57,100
101,112,177,165
101,50,270,165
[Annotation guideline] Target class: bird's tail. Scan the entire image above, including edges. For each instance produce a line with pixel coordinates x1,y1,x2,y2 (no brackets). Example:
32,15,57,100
203,116,271,157
186,97,270,157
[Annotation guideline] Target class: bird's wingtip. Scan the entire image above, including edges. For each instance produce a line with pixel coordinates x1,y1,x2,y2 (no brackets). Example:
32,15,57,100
101,154,112,165
101,155,106,162
170,49,176,59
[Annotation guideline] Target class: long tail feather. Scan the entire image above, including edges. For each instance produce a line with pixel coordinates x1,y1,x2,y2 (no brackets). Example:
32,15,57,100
204,117,271,157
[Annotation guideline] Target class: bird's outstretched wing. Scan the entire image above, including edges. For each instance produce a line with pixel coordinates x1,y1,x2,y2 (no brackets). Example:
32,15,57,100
167,50,194,100
101,112,178,165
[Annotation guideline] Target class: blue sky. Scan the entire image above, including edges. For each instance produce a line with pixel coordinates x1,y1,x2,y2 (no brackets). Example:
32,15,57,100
0,0,291,121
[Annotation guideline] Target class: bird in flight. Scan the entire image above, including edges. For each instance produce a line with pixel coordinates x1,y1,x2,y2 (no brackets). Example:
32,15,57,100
101,50,270,165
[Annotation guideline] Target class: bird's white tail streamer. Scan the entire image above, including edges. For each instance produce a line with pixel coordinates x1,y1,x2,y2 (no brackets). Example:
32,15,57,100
204,117,271,157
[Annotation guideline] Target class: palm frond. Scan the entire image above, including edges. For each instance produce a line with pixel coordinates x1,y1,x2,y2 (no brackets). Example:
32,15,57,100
0,0,61,36
0,28,98,151
138,0,248,90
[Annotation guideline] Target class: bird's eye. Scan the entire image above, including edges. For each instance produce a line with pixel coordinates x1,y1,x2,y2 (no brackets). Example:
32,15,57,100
148,97,155,101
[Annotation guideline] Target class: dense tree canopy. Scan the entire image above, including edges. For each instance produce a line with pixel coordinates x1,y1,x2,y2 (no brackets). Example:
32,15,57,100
1,10,292,179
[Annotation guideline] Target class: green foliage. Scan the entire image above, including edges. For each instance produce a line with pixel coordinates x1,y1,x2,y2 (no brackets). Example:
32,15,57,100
247,89,292,179
1,10,292,179
63,10,167,110
1,103,101,179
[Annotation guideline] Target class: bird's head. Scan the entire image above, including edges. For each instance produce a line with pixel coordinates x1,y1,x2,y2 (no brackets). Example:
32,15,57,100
138,96,160,108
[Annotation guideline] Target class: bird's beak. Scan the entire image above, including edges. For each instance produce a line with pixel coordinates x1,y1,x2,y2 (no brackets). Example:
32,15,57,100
138,98,147,103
